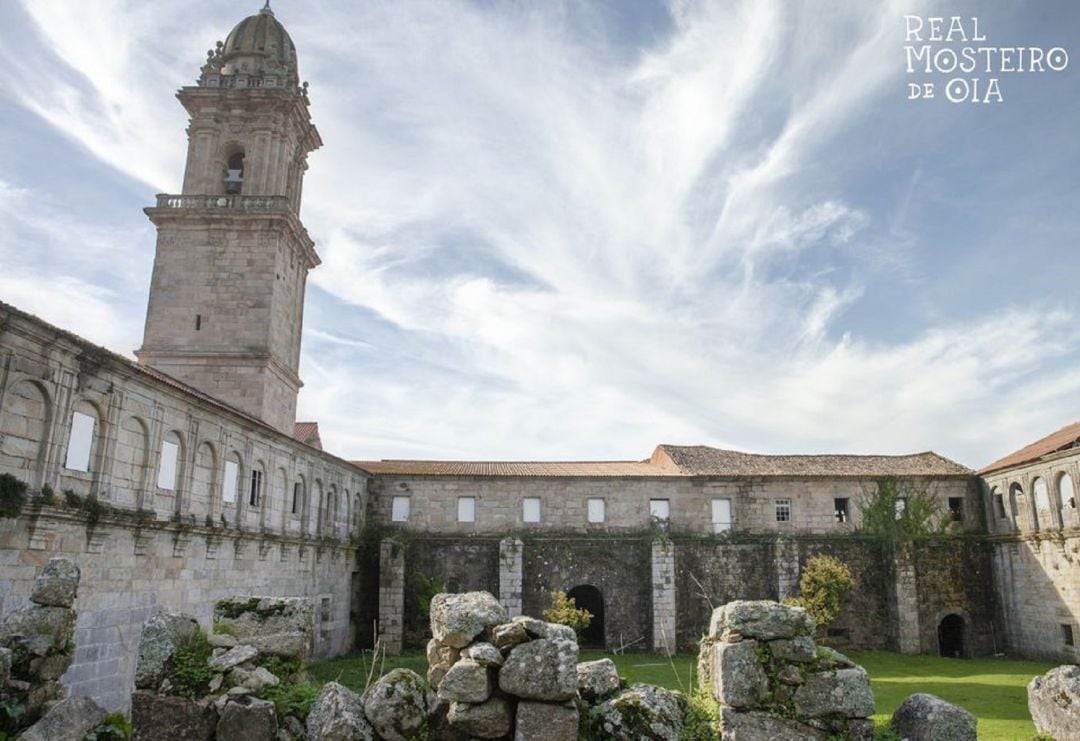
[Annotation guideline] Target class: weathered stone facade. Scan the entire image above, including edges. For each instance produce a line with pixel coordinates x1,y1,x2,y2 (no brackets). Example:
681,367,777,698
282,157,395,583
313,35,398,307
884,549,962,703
983,426,1080,661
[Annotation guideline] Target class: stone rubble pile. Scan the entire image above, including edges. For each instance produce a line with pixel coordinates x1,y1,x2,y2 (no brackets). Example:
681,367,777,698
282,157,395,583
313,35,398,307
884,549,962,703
131,596,314,741
0,558,106,738
425,590,686,740
700,600,876,740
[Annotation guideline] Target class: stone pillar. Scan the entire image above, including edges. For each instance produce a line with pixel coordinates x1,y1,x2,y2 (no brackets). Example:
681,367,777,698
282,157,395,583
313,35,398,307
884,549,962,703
776,538,800,601
378,538,405,655
893,545,920,654
499,537,523,618
651,541,676,656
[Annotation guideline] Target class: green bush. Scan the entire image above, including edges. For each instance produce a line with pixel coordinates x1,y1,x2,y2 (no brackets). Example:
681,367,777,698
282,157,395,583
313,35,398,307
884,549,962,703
83,712,132,740
784,554,855,631
542,591,592,634
262,681,319,721
679,687,720,741
166,630,214,699
0,474,28,518
38,483,56,505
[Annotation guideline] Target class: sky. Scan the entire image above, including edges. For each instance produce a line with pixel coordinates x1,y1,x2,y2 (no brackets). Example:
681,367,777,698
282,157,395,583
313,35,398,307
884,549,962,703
0,0,1078,468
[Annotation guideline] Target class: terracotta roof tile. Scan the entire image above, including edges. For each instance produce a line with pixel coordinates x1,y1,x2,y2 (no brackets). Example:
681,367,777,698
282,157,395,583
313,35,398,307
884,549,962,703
653,445,972,477
979,421,1080,474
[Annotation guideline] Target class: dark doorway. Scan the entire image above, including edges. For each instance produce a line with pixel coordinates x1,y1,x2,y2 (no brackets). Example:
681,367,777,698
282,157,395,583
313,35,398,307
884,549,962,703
938,614,965,658
568,585,605,648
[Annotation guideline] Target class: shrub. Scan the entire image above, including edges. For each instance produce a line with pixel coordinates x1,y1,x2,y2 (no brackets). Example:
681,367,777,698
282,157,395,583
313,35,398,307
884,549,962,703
858,477,944,539
166,630,214,699
262,681,320,721
0,474,28,518
84,712,133,740
257,654,303,681
542,590,592,634
38,483,56,505
784,554,855,631
679,687,720,741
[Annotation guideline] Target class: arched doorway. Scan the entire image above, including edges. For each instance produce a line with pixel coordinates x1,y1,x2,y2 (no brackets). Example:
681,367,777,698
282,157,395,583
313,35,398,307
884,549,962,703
568,585,604,648
938,614,965,658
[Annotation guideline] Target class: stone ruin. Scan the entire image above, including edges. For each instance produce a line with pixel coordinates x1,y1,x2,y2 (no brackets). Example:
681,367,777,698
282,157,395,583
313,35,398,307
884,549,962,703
1029,664,1080,740
0,558,115,740
130,596,315,741
699,600,876,739
0,578,986,740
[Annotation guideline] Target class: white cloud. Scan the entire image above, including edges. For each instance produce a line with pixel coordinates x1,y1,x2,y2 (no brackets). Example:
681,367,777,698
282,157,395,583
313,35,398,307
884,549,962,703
0,0,1075,468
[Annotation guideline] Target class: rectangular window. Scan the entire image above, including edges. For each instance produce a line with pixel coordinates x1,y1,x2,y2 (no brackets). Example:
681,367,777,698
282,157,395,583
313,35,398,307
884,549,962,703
249,469,262,507
587,498,605,523
157,440,179,490
292,482,302,515
457,496,475,523
650,498,670,522
64,411,95,472
522,497,541,523
834,497,850,523
223,460,239,504
392,495,411,522
994,493,1006,519
1064,623,1075,647
775,499,792,523
948,497,964,521
711,498,732,533
895,497,908,520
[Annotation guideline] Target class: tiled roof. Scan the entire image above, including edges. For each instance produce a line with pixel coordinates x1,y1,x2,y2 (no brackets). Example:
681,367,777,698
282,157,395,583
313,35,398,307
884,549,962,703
354,445,972,478
979,421,1080,475
293,422,321,449
653,445,972,477
351,460,672,477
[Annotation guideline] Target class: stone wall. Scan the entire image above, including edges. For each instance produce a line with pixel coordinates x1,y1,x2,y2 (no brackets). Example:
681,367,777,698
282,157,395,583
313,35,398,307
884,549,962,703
0,510,356,713
983,449,1080,661
368,472,979,537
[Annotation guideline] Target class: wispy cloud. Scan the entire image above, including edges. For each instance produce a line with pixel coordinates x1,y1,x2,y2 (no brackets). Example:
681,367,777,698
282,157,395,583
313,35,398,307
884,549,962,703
1,0,1077,467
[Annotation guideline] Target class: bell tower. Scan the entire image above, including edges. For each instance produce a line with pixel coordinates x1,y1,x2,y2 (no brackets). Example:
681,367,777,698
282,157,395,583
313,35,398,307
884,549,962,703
137,4,321,435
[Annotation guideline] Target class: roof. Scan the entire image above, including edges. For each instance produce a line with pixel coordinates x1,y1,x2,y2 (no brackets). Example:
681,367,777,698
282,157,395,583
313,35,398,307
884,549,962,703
352,460,671,478
293,422,322,450
653,445,972,477
979,421,1080,475
354,445,973,479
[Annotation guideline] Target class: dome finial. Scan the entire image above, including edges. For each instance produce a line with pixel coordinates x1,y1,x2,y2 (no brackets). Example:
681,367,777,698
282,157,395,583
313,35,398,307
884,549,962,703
261,1,273,15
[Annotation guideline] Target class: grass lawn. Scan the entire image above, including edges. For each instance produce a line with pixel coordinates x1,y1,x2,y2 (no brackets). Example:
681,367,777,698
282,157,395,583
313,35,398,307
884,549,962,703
311,647,1054,740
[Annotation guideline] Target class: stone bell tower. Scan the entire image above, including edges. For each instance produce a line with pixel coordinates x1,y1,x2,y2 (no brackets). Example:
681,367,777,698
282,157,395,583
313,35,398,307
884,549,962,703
137,4,321,435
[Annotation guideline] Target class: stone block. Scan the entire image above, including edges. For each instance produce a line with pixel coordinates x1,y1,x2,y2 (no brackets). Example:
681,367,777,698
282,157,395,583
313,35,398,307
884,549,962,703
30,558,80,608
216,696,277,741
891,693,976,741
719,707,827,740
447,696,513,739
709,600,814,640
438,659,492,703
515,700,579,741
499,638,579,701
132,690,218,741
1029,665,1080,740
576,658,621,702
364,668,432,741
430,592,509,649
712,639,768,708
19,696,108,741
793,667,875,718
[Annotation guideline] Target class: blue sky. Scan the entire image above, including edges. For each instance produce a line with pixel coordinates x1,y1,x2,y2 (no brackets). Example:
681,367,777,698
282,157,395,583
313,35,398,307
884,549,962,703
0,0,1078,467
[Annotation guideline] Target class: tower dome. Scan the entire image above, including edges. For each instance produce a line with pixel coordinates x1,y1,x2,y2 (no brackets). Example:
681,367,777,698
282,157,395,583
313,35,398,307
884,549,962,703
201,3,300,90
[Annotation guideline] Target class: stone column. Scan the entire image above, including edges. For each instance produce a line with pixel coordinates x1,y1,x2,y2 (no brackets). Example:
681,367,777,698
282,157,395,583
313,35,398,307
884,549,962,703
378,538,405,655
893,544,920,654
775,538,800,601
651,541,676,656
499,537,524,618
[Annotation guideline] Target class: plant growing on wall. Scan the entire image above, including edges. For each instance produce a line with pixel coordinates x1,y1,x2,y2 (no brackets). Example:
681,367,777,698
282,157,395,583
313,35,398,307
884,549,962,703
857,476,945,539
543,590,593,634
784,554,855,631
0,474,28,518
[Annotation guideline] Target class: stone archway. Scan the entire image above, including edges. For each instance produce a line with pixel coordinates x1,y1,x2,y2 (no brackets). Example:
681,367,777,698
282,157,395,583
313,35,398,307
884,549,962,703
568,584,605,648
938,613,965,658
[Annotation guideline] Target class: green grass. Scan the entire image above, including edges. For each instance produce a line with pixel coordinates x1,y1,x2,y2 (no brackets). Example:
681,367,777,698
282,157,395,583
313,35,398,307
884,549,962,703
848,650,1055,741
310,647,1053,740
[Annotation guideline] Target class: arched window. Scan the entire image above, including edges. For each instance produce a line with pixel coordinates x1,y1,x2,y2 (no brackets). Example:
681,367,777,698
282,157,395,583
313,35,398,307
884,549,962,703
248,460,265,507
225,151,244,193
1059,473,1076,522
1008,483,1024,530
223,453,243,506
291,475,305,517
